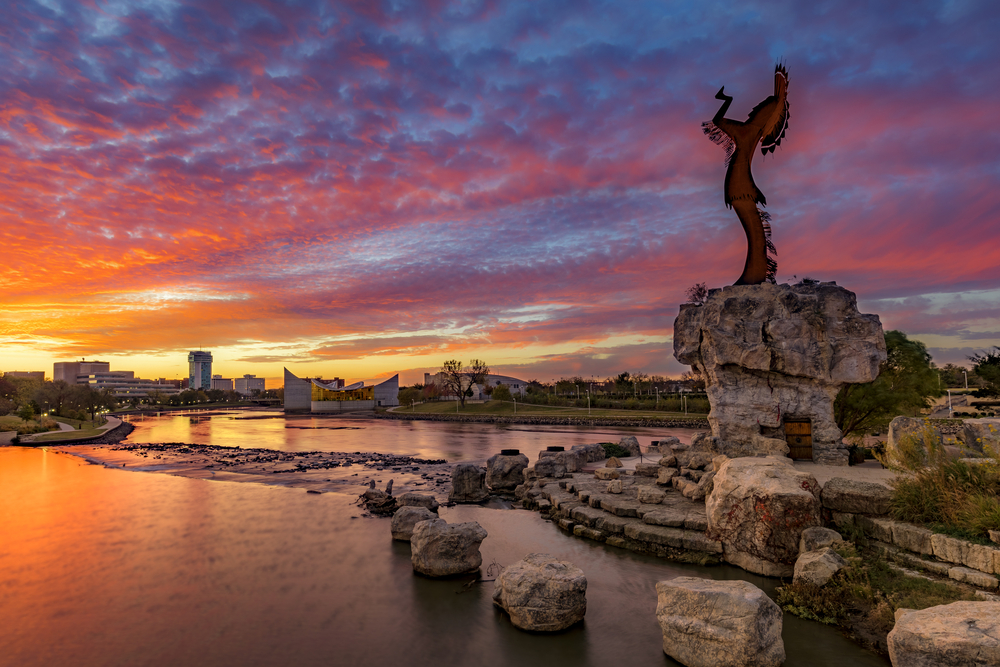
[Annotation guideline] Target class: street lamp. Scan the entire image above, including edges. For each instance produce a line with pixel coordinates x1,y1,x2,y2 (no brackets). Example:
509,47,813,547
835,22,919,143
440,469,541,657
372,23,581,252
964,370,968,390
948,389,953,418
587,389,591,416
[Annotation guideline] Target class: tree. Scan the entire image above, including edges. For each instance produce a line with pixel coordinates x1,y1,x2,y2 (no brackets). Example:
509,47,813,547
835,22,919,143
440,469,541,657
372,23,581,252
834,330,942,438
34,380,76,416
439,359,489,408
614,372,632,398
969,347,1000,396
398,386,421,406
491,383,512,402
685,282,708,305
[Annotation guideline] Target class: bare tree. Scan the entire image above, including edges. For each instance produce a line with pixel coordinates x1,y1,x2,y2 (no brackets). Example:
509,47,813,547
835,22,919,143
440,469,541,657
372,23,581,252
685,282,708,305
440,359,490,408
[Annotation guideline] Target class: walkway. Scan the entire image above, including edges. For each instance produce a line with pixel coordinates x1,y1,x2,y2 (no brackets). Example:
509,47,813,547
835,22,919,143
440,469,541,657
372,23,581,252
19,416,122,443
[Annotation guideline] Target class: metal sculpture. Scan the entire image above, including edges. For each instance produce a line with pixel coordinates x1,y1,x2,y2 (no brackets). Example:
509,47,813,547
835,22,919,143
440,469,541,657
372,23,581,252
703,65,789,285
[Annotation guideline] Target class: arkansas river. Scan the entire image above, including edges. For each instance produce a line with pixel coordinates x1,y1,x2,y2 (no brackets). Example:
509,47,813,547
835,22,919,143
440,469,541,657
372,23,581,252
0,411,888,666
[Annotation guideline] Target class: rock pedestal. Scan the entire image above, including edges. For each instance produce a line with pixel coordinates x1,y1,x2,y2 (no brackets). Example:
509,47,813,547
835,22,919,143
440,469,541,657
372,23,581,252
673,281,886,465
486,451,529,493
492,553,587,632
706,457,821,576
888,601,1000,666
410,518,488,577
655,577,784,667
449,463,489,502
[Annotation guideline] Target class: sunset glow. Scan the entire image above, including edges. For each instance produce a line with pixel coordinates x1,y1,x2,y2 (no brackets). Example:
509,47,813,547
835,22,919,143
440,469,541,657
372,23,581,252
2,1,998,385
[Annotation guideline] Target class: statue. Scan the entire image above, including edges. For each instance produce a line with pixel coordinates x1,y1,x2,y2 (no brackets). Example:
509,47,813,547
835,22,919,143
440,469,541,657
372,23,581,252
703,65,789,285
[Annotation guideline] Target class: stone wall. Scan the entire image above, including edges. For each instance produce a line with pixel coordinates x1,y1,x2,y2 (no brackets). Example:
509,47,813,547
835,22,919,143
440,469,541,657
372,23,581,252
673,281,886,465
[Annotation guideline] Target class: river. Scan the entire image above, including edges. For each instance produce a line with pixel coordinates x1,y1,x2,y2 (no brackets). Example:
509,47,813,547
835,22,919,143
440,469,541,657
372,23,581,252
0,414,889,666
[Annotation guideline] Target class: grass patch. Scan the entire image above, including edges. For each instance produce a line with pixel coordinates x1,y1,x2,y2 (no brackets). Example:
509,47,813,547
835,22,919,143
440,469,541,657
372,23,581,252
394,401,705,420
880,422,1000,540
0,415,60,435
776,542,977,655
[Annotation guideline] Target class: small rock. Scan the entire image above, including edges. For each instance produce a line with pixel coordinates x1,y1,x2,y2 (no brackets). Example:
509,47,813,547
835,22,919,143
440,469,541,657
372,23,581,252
606,457,623,469
657,467,678,485
607,479,623,494
397,492,440,512
594,468,619,480
658,455,678,468
390,506,436,541
793,547,846,587
637,487,666,504
799,526,843,554
634,462,659,477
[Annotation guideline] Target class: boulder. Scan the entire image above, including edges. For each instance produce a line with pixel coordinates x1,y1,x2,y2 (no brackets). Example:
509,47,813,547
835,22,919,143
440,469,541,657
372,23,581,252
635,462,660,477
618,436,641,457
390,506,437,541
572,442,607,462
821,477,892,515
799,526,843,554
534,456,567,478
682,471,715,501
678,451,715,470
655,436,681,453
492,553,587,632
706,457,822,576
594,468,619,480
657,467,679,485
674,282,886,466
793,547,846,587
963,418,1000,454
538,448,587,474
449,463,489,503
888,601,1000,667
410,518,488,577
607,479,623,494
397,493,439,513
658,454,678,468
606,456,623,468
638,487,666,504
655,577,784,667
487,451,530,493
689,432,719,453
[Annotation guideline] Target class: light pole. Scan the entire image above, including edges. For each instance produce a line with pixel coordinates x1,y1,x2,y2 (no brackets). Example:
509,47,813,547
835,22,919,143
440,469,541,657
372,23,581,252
683,393,688,416
964,370,968,390
587,389,591,415
948,389,953,418
513,396,517,415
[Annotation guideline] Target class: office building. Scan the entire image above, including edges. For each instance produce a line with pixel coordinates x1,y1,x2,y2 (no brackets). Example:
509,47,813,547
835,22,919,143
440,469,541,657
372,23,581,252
234,374,265,396
188,351,213,391
51,360,180,399
211,375,234,391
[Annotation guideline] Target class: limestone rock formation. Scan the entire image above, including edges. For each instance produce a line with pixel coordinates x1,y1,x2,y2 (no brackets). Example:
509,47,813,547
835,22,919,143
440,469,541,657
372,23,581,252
486,451,529,493
655,577,784,667
492,553,587,632
606,457,623,468
572,442,608,462
674,281,886,465
706,457,821,576
820,478,891,515
888,601,1000,666
410,518,488,577
655,436,681,453
793,547,846,587
449,463,489,503
887,416,943,463
390,506,437,542
397,493,439,513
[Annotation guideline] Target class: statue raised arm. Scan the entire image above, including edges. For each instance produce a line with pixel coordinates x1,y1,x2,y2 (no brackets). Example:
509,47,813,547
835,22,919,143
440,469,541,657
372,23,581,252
703,64,789,285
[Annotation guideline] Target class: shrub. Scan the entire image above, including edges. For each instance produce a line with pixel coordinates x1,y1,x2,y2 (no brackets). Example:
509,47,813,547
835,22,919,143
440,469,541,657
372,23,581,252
601,442,630,458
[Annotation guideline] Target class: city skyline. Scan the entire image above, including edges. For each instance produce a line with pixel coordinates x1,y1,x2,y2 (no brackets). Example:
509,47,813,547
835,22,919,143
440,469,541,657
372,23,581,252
2,1,998,386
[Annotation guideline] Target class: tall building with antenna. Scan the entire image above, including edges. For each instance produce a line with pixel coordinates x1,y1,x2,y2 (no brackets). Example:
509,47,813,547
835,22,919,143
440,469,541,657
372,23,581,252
188,351,213,391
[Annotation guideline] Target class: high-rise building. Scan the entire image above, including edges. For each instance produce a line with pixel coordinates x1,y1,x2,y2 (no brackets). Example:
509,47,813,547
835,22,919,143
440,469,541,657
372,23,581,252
188,351,213,391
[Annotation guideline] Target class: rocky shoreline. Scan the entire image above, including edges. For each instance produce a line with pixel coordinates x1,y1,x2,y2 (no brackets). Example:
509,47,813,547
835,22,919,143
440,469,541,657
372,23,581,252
374,411,709,429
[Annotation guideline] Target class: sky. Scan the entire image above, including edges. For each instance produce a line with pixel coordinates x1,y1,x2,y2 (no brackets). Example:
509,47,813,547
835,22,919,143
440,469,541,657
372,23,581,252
1,0,999,387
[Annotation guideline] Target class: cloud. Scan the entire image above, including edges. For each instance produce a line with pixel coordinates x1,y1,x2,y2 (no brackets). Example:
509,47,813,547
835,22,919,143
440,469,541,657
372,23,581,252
2,0,999,380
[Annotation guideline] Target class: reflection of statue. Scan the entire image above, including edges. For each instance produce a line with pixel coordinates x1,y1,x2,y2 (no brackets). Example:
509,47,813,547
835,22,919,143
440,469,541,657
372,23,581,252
703,65,789,285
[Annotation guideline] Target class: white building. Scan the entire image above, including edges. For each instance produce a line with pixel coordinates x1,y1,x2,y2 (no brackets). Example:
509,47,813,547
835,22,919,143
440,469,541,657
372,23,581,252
51,360,180,399
211,375,234,391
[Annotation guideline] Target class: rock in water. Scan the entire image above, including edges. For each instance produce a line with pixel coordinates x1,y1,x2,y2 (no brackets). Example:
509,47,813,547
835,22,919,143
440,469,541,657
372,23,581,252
486,451,529,493
492,553,587,632
888,601,1000,666
793,547,846,587
390,506,436,542
397,492,439,513
706,457,821,576
449,463,489,503
410,518,488,577
655,577,784,667
673,282,886,466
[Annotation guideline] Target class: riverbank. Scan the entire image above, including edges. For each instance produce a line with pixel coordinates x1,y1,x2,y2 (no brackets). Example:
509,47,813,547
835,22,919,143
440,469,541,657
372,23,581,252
374,411,709,429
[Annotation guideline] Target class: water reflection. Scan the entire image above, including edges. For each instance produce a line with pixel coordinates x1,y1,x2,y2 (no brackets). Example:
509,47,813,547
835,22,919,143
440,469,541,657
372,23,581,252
1,448,887,666
123,411,703,462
